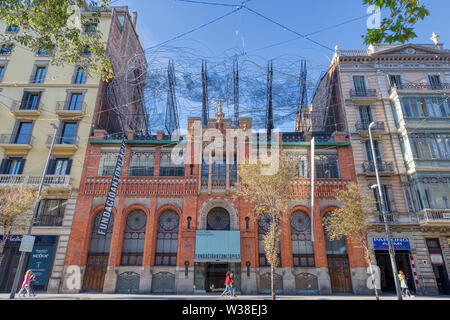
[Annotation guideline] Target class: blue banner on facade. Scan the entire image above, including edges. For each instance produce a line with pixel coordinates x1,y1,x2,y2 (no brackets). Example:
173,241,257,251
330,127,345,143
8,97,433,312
195,231,241,262
373,237,411,250
26,246,54,286
97,136,127,236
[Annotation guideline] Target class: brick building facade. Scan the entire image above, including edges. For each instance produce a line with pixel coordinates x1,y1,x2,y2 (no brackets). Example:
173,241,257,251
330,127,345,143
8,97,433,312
62,108,370,295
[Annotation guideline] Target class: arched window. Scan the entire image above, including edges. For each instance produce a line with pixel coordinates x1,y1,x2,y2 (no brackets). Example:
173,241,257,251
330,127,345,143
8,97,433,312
323,212,348,255
88,212,114,254
121,210,147,266
258,213,281,267
206,207,230,230
155,210,179,266
290,211,314,267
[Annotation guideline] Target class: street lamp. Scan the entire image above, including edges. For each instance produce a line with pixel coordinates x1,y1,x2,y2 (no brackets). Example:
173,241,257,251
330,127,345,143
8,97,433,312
9,123,59,299
368,121,403,300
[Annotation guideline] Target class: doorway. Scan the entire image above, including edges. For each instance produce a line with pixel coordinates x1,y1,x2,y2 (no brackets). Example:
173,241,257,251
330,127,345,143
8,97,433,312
426,238,450,295
82,254,108,292
206,263,228,292
375,250,415,294
327,255,352,293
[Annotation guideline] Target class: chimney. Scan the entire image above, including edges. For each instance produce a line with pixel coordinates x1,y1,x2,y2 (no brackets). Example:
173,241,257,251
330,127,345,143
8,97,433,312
132,11,138,27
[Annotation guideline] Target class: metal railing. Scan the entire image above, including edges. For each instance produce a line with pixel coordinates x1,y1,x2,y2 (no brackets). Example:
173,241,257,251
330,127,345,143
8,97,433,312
350,89,377,97
389,83,450,95
46,134,80,146
0,174,71,186
362,161,394,173
418,209,450,224
355,121,385,131
0,134,34,146
56,101,87,113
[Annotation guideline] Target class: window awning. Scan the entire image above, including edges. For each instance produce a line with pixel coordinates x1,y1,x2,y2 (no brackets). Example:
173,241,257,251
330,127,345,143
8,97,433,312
194,230,241,262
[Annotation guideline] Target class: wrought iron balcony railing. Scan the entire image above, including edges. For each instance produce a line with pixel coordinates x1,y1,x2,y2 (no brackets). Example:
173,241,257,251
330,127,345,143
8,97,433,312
0,134,34,146
350,89,377,97
56,101,87,113
355,121,385,131
46,134,80,146
389,83,450,95
362,161,394,173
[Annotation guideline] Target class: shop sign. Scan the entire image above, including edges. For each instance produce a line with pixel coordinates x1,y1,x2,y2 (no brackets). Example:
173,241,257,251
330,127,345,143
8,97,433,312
430,254,444,265
372,237,411,250
26,246,54,286
19,235,35,253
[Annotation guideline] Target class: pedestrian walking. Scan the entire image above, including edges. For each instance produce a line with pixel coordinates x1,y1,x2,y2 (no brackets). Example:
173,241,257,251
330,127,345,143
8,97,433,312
230,272,237,297
18,269,33,297
398,270,414,298
29,273,36,297
220,271,232,297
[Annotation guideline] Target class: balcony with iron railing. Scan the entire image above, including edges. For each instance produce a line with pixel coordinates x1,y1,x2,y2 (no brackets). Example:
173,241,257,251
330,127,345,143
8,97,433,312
46,134,80,153
10,100,41,117
369,212,420,225
417,209,450,226
0,134,34,151
349,89,377,98
389,83,450,95
355,121,385,132
362,161,394,175
55,101,87,117
0,174,71,188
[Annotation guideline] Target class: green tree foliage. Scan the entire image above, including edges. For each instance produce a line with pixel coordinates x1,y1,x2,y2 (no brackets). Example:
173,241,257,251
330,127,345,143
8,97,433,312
0,0,113,81
363,0,430,44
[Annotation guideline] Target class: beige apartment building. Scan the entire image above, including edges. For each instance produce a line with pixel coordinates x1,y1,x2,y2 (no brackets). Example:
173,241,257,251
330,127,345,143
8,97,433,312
0,4,147,293
305,37,450,295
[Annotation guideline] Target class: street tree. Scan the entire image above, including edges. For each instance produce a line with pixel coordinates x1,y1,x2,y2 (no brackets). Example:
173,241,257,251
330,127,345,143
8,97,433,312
233,152,298,300
323,183,380,299
0,0,113,81
363,0,430,44
0,184,38,267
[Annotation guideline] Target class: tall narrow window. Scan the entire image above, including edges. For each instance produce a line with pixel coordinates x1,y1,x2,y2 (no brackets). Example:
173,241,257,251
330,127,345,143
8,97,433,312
32,66,46,83
60,122,77,144
291,211,314,267
73,67,87,84
365,140,383,163
353,75,367,94
47,158,72,175
373,184,395,213
35,199,66,227
428,74,442,89
155,210,179,266
0,65,5,82
212,155,226,180
15,122,33,144
68,93,83,110
359,106,373,126
121,210,146,266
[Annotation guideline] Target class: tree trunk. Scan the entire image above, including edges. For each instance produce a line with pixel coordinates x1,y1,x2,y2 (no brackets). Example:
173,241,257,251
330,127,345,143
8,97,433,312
0,239,5,268
271,263,275,301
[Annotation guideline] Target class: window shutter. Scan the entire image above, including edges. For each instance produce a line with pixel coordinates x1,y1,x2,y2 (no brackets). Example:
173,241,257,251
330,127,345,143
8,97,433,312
18,159,26,174
46,159,55,175
0,158,8,174
20,91,29,109
66,159,73,175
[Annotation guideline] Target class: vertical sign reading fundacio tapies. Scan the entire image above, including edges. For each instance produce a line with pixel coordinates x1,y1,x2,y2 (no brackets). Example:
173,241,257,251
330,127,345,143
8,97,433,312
96,136,127,236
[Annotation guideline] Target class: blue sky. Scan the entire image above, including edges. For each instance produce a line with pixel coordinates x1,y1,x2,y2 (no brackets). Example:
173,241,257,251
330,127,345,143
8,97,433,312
111,0,450,131
115,0,449,64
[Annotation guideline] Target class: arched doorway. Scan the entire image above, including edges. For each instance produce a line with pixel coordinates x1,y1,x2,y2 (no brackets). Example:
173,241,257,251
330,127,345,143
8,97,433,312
204,207,234,292
83,212,114,292
323,212,352,293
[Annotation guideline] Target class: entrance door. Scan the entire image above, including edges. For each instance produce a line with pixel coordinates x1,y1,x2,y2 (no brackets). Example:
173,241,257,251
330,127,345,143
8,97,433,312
375,250,415,294
0,245,22,293
327,255,352,293
206,263,228,293
82,254,108,292
426,238,450,295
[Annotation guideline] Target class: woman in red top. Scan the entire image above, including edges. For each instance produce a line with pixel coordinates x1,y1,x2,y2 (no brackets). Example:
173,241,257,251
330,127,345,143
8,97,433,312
18,269,33,297
220,272,232,297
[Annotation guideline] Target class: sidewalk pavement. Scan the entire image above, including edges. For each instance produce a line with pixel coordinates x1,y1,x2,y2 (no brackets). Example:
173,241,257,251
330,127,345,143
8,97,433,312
1,293,450,300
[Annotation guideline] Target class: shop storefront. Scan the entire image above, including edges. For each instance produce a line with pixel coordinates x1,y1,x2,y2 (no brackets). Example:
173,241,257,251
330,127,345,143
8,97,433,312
373,237,416,294
0,235,58,293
